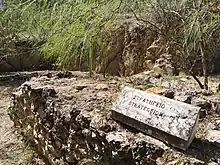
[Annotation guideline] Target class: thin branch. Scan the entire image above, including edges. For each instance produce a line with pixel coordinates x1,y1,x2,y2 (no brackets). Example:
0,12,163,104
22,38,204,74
126,3,164,35
163,54,204,89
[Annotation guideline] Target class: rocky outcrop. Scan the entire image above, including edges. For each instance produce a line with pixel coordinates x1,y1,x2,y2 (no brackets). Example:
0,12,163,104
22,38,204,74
96,17,159,76
95,14,220,77
8,72,164,165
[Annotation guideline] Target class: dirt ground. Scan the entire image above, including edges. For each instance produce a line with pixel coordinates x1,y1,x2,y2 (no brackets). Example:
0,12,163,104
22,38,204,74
0,81,36,165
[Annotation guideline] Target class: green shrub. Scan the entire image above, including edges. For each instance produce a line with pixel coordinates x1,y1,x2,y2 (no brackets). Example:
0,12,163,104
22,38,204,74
0,0,123,72
0,0,219,84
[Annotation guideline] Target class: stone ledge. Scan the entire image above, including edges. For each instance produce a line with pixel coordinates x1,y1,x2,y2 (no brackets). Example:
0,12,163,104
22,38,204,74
8,75,164,165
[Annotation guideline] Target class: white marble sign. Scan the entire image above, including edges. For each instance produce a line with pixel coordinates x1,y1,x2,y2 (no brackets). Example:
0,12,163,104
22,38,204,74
112,87,200,150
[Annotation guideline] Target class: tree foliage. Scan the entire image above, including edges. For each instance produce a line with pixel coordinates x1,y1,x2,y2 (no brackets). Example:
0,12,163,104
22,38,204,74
130,0,220,89
0,0,219,88
0,0,122,71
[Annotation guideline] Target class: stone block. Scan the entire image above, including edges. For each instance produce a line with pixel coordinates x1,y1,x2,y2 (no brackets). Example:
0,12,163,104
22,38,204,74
112,87,200,150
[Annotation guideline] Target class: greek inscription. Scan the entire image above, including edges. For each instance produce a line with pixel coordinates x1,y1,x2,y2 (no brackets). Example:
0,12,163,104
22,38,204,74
160,103,165,109
149,100,154,105
132,95,165,109
159,112,163,117
134,102,138,108
128,101,165,118
155,102,160,107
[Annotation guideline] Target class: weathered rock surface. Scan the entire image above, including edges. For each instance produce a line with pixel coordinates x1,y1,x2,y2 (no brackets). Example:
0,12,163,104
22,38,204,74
152,54,177,76
8,72,164,165
7,71,220,165
206,130,220,147
112,87,200,150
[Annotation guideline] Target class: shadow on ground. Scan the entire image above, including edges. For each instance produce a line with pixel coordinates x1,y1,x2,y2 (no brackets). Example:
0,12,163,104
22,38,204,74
183,138,220,163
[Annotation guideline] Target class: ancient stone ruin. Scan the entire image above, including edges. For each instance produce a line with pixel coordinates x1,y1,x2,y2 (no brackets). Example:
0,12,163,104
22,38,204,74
8,72,164,165
8,71,220,165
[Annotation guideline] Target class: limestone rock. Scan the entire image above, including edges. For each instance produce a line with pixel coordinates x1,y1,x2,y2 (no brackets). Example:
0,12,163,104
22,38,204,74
152,64,166,76
206,123,217,131
129,71,159,85
206,130,220,147
77,159,97,165
152,54,177,76
8,74,164,165
208,162,219,165
144,60,154,70
201,90,214,96
175,95,192,104
156,151,205,165
95,84,108,91
191,97,212,110
163,90,175,99
6,71,220,165
75,84,88,90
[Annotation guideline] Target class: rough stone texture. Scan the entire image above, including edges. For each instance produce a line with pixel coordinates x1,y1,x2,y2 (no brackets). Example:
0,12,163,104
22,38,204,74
127,72,220,164
175,95,192,104
7,71,220,164
112,87,200,150
156,150,205,165
96,17,159,76
163,90,175,99
205,120,220,148
8,72,164,165
152,54,177,76
206,130,220,147
129,71,161,85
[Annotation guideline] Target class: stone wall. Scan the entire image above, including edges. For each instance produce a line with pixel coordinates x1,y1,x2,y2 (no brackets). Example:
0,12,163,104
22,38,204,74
7,71,220,165
8,72,164,165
